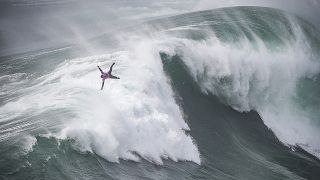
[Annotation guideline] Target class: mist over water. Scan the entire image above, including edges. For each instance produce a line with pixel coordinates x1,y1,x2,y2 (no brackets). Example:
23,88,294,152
1,0,320,56
195,0,320,28
0,0,196,56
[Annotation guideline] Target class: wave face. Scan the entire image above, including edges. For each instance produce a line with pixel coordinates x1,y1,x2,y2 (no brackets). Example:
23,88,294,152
1,6,320,180
152,6,320,158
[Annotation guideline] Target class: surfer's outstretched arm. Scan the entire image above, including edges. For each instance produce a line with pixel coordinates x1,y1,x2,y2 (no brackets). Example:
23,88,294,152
101,79,105,90
108,63,115,74
97,65,103,74
109,74,120,79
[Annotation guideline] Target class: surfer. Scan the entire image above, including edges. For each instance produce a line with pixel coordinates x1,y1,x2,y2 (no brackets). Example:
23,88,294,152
97,63,120,90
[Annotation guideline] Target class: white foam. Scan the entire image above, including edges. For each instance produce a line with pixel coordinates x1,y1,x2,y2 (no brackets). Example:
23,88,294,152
0,41,201,164
56,45,200,164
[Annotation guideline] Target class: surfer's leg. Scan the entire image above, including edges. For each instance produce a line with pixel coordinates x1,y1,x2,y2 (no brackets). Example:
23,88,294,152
108,63,115,74
101,79,105,90
109,74,120,79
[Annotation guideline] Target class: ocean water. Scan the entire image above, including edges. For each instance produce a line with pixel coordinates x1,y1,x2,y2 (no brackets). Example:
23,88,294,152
1,6,320,180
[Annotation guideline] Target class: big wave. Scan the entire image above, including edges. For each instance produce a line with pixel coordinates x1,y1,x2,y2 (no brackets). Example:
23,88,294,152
153,7,320,158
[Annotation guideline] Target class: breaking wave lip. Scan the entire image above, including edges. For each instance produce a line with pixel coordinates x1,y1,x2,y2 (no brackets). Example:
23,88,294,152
154,7,320,159
0,42,201,164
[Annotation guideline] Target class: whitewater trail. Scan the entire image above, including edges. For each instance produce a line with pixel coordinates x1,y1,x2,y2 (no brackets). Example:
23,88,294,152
0,41,201,164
